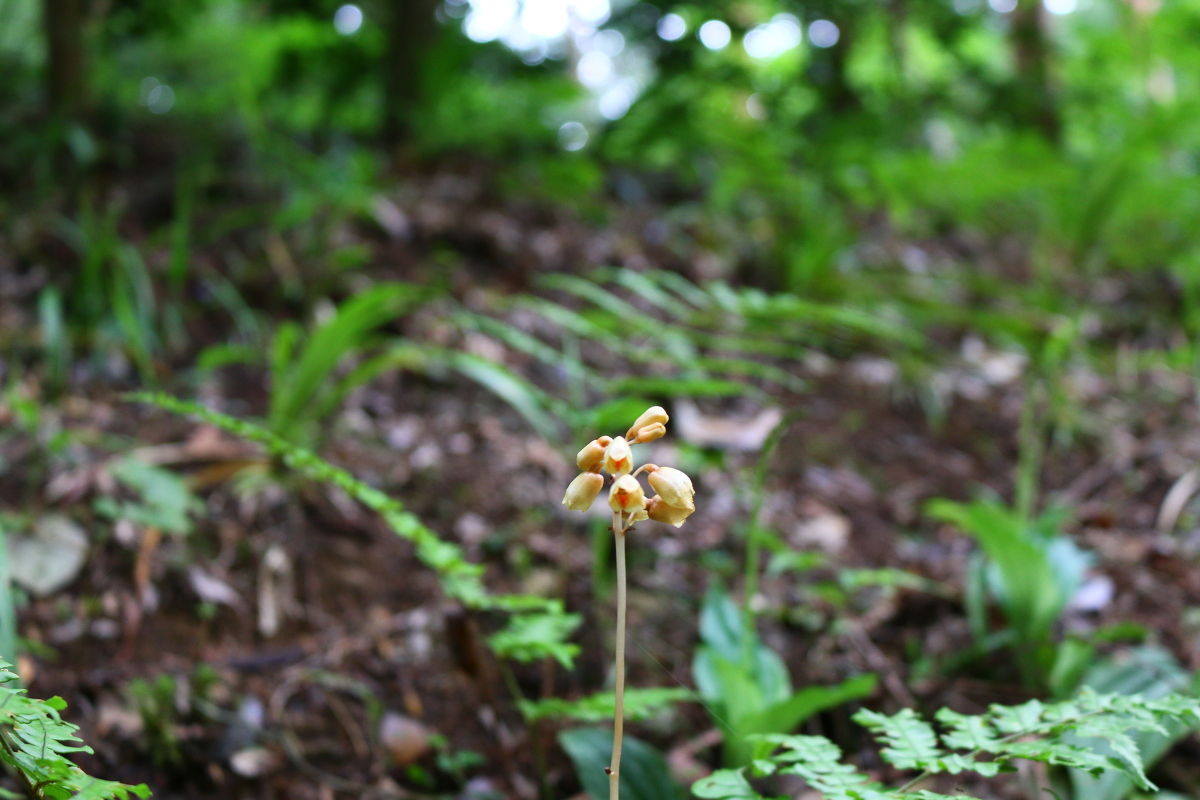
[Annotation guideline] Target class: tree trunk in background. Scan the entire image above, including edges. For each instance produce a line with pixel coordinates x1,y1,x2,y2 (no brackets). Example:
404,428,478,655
1011,0,1060,142
44,0,88,116
382,0,439,144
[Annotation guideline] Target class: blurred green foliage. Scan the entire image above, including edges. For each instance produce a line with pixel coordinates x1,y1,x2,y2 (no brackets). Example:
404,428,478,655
1,0,1198,379
2,0,1197,267
5,6,1200,796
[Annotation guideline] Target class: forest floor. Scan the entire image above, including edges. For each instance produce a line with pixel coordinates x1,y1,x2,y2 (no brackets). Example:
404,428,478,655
3,168,1200,800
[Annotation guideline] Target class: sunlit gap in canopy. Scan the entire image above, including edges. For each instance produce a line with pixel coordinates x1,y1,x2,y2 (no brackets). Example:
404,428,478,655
451,0,653,148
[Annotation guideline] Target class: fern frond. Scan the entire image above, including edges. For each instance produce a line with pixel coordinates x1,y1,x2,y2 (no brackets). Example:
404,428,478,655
131,393,487,602
693,734,963,800
128,393,583,669
486,611,582,668
855,709,945,771
0,662,150,800
763,734,885,798
690,691,1200,800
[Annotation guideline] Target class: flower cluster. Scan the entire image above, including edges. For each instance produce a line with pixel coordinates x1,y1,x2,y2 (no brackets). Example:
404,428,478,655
562,406,696,531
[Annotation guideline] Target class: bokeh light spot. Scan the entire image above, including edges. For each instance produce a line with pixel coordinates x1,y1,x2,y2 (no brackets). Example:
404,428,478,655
1043,0,1076,13
464,0,517,42
570,0,611,26
744,14,801,60
334,4,363,35
577,51,614,88
594,28,625,56
599,79,638,119
559,121,589,150
657,13,686,41
138,77,159,105
521,0,568,39
808,19,839,48
746,93,766,120
698,20,731,50
147,84,175,114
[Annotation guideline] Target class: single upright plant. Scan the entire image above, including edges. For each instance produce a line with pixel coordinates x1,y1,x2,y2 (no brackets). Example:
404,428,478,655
562,405,696,800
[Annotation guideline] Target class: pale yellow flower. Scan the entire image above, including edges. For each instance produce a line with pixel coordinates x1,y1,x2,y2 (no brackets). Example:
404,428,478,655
608,473,646,514
576,436,612,472
562,472,604,511
646,496,693,527
648,466,695,510
602,436,633,476
626,406,669,441
631,422,666,444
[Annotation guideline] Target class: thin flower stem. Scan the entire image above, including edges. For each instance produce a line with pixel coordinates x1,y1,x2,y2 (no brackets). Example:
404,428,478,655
609,513,628,800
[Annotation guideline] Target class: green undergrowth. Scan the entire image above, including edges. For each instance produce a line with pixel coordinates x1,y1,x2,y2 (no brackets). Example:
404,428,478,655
453,267,928,442
0,660,148,799
127,391,581,666
692,689,1200,800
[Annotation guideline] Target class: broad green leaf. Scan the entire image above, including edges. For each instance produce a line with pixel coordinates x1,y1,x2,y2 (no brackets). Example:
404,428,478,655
560,727,681,800
698,583,746,663
740,674,878,741
711,654,766,725
925,498,1063,643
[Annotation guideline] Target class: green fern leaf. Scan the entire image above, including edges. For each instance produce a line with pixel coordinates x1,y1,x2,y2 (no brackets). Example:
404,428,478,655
691,769,759,799
128,392,554,613
486,612,582,668
854,709,944,770
988,698,1046,734
0,662,149,799
996,739,1111,775
936,708,1003,751
756,735,882,798
1070,717,1156,789
694,692,1200,800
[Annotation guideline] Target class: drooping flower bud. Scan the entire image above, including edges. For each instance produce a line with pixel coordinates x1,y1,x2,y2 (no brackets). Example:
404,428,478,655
562,472,604,511
576,436,612,472
608,474,647,514
626,406,669,441
632,422,666,444
648,466,695,510
602,436,633,476
646,495,694,527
